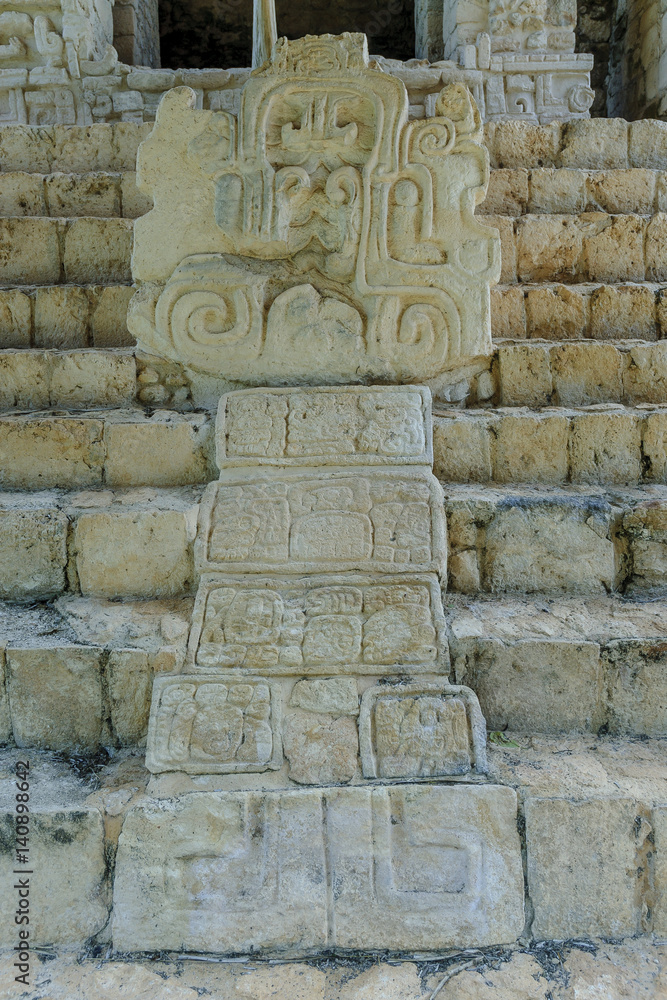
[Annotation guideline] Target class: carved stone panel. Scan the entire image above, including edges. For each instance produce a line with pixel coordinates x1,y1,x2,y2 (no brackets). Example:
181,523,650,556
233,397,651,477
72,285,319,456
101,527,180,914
359,681,488,778
196,469,447,576
188,574,448,675
128,34,500,382
112,784,524,953
217,384,432,468
146,674,282,774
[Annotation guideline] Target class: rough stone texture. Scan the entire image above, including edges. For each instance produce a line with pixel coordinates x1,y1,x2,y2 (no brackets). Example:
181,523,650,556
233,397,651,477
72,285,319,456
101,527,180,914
289,678,359,716
623,500,667,594
568,410,643,485
604,639,667,736
525,285,587,339
107,649,152,745
283,712,359,785
551,343,623,405
0,505,67,600
103,413,212,487
0,416,105,490
492,411,569,485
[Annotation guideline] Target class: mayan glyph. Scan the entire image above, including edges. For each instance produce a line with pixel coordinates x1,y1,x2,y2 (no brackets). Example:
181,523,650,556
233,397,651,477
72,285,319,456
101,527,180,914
128,33,501,382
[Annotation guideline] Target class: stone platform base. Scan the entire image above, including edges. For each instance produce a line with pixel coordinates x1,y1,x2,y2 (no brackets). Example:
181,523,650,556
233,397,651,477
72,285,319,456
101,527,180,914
2,942,665,999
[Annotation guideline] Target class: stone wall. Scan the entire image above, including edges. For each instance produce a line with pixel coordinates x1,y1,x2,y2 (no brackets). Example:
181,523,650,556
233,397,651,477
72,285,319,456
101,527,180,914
114,0,161,67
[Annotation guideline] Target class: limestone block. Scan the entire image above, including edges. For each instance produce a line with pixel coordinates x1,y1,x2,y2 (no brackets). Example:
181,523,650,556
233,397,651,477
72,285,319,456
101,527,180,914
0,351,49,409
74,507,194,599
189,574,448,676
516,215,583,282
483,499,615,594
130,50,500,381
559,119,629,169
569,410,642,485
0,804,107,947
646,214,667,281
0,171,46,216
552,342,623,405
197,470,447,577
338,964,423,1000
589,284,657,341
488,121,561,169
91,284,135,347
63,217,133,283
51,127,115,173
0,288,31,348
107,648,152,745
654,805,667,935
358,681,487,778
120,171,153,218
0,507,67,600
290,678,359,715
629,119,667,168
624,342,667,403
582,214,645,283
6,647,104,751
0,650,10,745
465,639,603,732
497,343,552,407
0,218,60,284
525,285,587,340
218,385,432,469
110,122,154,171
525,797,647,938
585,169,656,215
147,675,282,774
529,168,586,215
490,285,525,339
486,214,516,283
34,285,89,349
603,638,667,736
433,414,493,483
113,785,524,953
448,548,481,594
624,501,667,594
0,415,105,489
104,413,211,487
643,411,667,481
283,712,358,784
46,172,121,218
234,965,326,1000
50,351,136,408
492,410,569,484
482,169,528,215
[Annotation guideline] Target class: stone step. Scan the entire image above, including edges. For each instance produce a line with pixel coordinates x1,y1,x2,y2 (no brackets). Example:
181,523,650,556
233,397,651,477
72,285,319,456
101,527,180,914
433,405,667,486
492,281,667,341
489,212,667,286
482,166,667,218
0,170,150,219
0,409,213,490
442,483,667,597
446,594,667,736
0,285,133,349
0,123,151,174
0,217,132,286
2,735,666,950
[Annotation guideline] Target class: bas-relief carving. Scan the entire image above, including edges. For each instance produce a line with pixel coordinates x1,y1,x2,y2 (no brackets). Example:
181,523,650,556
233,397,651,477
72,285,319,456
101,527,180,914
113,785,525,953
187,574,448,675
196,470,447,576
128,34,500,383
359,681,488,777
218,385,432,468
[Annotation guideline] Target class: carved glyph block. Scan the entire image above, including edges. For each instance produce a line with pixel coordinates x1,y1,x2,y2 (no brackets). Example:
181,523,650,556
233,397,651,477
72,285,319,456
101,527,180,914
188,574,448,675
217,385,432,468
196,469,447,576
128,34,500,382
359,681,487,778
146,674,282,774
112,784,524,953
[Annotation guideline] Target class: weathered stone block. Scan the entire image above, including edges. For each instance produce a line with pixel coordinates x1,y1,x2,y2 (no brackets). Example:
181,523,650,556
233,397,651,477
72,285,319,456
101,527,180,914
529,168,586,215
107,648,152,745
0,288,31,348
0,506,67,600
50,351,136,408
643,411,667,482
560,120,629,170
604,638,667,736
483,169,528,215
46,172,121,218
74,508,194,599
493,411,569,484
624,500,667,594
6,647,104,751
569,410,642,485
497,343,552,407
34,285,89,349
91,284,135,347
283,712,358,784
0,218,60,284
517,215,583,283
289,678,359,715
629,119,667,168
654,805,667,936
582,214,645,283
486,214,516,283
0,416,105,489
121,171,153,218
51,126,115,173
624,342,667,403
552,343,624,406
488,121,561,169
586,169,656,215
433,414,493,483
0,171,46,216
491,285,525,339
526,797,647,939
646,214,667,281
104,414,211,487
0,650,10,745
63,218,133,283
0,351,49,409
589,284,657,341
525,285,587,340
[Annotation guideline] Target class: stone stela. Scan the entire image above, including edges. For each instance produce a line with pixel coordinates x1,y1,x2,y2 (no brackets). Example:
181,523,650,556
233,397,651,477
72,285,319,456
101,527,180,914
113,29,525,956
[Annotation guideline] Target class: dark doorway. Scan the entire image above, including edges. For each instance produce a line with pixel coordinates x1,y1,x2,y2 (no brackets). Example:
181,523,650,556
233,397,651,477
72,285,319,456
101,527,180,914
158,0,415,70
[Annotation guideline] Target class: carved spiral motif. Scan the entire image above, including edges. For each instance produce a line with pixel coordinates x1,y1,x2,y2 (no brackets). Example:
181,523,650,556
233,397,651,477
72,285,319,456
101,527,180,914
414,121,455,158
568,84,595,114
398,303,448,356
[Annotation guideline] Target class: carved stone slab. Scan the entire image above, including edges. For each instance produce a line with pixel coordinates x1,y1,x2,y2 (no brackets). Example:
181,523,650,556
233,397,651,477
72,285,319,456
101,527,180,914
128,34,500,382
112,784,524,954
146,674,282,774
195,469,447,576
217,385,433,468
187,573,448,675
359,681,487,778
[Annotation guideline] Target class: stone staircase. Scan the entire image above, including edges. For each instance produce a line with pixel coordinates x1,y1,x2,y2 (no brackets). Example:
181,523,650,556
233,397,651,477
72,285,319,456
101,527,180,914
0,117,667,955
